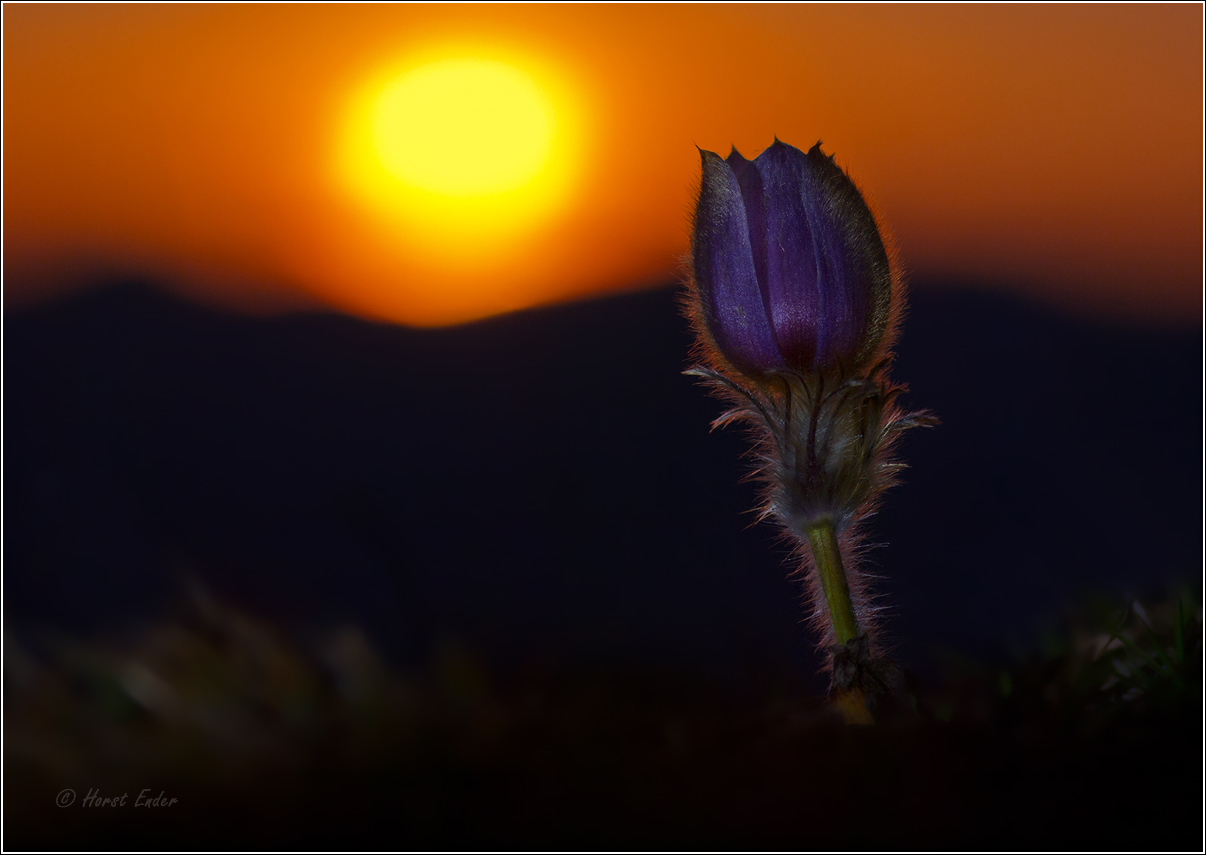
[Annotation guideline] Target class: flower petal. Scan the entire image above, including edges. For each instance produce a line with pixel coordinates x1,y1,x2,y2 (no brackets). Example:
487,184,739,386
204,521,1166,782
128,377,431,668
803,143,893,370
751,140,822,370
692,148,784,374
725,148,769,306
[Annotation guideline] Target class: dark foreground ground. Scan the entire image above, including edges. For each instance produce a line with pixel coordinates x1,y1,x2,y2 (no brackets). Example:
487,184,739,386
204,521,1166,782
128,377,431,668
5,280,1202,849
5,585,1201,850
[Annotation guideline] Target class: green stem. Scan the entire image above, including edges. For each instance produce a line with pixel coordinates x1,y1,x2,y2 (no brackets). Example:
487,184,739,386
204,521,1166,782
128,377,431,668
806,521,859,646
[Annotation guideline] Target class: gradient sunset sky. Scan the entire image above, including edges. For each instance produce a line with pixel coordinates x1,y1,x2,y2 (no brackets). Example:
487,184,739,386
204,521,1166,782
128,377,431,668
5,4,1202,325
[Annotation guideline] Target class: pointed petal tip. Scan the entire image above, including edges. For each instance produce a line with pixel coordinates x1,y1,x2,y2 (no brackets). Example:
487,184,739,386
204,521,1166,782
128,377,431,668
726,145,751,168
756,137,808,169
807,140,838,162
698,146,730,173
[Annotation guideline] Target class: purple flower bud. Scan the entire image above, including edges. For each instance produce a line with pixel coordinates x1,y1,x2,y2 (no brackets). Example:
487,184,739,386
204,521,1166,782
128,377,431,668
691,140,894,377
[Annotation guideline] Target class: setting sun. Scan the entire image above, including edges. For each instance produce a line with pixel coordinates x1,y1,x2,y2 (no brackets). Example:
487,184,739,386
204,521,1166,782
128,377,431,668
372,59,554,198
335,49,582,279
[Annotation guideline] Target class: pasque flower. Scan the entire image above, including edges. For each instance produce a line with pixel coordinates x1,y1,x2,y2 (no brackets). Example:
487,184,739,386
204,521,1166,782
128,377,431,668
686,139,934,722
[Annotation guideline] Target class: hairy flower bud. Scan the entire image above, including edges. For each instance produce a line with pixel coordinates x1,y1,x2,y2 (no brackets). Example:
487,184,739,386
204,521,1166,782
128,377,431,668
691,139,894,379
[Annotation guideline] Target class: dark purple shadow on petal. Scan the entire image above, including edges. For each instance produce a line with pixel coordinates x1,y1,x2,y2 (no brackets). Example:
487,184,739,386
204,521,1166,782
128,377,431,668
804,143,875,370
693,149,784,375
750,140,820,371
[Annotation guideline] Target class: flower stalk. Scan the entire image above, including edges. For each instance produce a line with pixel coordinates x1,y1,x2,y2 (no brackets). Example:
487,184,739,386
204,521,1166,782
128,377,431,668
806,520,874,724
806,521,859,648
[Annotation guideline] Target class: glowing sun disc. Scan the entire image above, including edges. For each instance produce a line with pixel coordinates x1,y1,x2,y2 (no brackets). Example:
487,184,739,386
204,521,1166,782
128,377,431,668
335,50,582,271
371,59,554,198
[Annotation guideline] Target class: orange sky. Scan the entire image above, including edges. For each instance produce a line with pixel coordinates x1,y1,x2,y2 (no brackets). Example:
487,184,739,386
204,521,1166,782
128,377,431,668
4,4,1202,325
